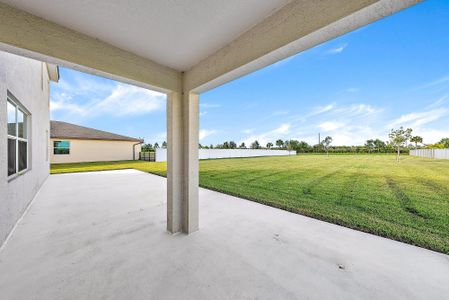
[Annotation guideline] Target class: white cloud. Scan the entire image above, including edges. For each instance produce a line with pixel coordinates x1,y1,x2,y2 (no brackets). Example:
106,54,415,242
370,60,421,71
308,103,380,120
199,129,217,140
335,103,381,116
284,102,386,146
310,103,335,115
200,111,208,117
388,108,449,128
417,75,449,90
200,103,221,108
319,121,345,132
94,85,164,116
411,128,449,144
427,95,449,109
241,123,290,146
51,83,165,118
326,43,348,55
273,124,291,134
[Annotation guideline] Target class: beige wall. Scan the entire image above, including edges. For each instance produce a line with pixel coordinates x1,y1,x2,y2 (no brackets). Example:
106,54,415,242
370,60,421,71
50,139,141,164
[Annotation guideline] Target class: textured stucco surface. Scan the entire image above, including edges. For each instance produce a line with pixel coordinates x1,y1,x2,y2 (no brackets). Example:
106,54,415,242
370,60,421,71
0,2,181,93
166,92,199,234
1,0,290,71
50,139,141,164
0,170,448,299
0,51,50,245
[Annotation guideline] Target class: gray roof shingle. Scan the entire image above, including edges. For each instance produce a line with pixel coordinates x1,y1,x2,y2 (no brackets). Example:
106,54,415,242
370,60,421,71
50,121,142,142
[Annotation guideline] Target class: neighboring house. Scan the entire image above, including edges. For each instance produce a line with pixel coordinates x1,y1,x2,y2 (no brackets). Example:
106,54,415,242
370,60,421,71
50,121,143,164
1,51,59,243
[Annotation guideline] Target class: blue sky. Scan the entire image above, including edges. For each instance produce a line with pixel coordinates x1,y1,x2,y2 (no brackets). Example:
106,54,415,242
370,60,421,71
51,0,449,146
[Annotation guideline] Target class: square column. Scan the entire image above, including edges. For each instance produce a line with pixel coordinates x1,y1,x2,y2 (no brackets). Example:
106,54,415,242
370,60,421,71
166,91,199,234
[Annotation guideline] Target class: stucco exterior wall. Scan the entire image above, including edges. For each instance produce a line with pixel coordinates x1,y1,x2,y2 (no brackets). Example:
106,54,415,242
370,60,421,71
0,52,51,245
50,139,141,164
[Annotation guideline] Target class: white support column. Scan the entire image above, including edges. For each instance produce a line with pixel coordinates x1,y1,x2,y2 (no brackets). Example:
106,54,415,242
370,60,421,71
166,91,199,234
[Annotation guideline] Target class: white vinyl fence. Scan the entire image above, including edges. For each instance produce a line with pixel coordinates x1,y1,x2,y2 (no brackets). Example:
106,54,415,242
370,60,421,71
410,149,449,160
155,149,295,162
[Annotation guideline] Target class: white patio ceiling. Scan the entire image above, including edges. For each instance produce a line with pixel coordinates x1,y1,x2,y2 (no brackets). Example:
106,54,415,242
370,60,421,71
2,0,290,71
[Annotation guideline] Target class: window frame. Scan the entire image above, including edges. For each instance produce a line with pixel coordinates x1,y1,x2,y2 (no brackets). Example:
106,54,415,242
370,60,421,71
53,140,71,155
7,93,30,180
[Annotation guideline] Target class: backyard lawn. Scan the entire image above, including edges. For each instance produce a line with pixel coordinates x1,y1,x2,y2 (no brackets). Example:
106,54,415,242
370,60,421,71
51,154,449,254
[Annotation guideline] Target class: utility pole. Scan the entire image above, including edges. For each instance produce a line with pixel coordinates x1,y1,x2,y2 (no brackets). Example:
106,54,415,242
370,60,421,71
318,133,321,145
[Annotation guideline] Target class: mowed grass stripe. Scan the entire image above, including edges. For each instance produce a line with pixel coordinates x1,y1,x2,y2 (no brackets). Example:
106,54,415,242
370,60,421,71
51,154,449,254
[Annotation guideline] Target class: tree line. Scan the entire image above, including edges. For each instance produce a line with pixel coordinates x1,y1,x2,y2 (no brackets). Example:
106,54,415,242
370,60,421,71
140,127,449,156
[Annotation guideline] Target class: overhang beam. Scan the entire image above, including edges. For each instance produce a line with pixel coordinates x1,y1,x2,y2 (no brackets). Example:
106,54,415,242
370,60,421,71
184,0,420,93
0,2,181,93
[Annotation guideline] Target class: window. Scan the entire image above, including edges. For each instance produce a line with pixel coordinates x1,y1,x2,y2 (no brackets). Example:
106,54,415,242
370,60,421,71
54,141,70,155
7,95,29,177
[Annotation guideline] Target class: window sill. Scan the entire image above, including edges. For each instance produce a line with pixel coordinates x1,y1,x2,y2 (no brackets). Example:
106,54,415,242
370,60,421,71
7,169,30,183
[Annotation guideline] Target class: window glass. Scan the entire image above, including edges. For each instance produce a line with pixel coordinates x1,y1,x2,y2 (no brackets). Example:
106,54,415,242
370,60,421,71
7,95,30,177
54,141,70,155
8,138,16,176
18,141,27,171
18,109,27,138
7,101,16,136
54,148,70,155
54,141,70,148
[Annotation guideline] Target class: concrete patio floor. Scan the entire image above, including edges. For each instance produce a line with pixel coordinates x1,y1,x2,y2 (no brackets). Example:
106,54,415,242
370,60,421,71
0,170,448,299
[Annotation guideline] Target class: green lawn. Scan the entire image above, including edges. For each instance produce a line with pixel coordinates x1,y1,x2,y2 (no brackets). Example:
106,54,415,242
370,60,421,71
51,154,449,254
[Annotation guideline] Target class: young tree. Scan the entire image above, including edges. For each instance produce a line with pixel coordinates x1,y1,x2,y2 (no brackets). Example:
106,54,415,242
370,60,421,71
439,138,449,148
321,136,333,156
251,140,260,149
154,142,160,149
162,141,167,148
266,142,273,149
389,127,412,162
276,139,284,148
239,142,246,149
410,136,423,149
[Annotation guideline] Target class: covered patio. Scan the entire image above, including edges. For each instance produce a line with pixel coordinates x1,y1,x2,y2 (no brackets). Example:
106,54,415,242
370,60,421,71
0,170,448,299
0,0,419,233
4,1,448,299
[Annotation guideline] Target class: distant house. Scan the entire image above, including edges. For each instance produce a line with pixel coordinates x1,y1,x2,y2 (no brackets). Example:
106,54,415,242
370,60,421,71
50,121,143,164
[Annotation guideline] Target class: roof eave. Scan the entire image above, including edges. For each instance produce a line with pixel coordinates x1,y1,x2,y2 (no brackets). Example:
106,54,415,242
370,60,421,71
50,136,142,143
